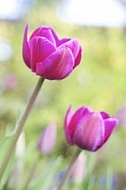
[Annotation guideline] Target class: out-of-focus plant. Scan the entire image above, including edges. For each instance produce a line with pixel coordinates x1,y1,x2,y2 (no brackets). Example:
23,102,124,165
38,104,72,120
37,122,57,155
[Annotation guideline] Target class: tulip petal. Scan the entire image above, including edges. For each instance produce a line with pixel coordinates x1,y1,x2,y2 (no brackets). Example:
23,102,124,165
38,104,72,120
74,46,82,68
58,38,71,46
65,105,73,145
30,26,57,47
65,105,72,128
59,39,82,68
66,106,92,145
29,27,41,39
65,106,92,145
69,107,92,139
36,47,74,80
22,25,31,68
72,106,92,127
38,122,57,154
100,111,110,119
73,113,104,151
103,118,118,143
29,37,56,72
49,27,60,46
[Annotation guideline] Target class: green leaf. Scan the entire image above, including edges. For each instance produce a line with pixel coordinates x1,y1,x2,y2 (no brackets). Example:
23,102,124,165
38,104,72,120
87,175,95,190
0,136,15,190
105,167,113,190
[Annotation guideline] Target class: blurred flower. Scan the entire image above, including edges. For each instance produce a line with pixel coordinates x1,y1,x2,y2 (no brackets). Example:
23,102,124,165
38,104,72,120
22,25,82,80
38,122,57,155
116,103,126,127
70,151,87,184
100,173,119,190
65,105,118,152
2,74,18,90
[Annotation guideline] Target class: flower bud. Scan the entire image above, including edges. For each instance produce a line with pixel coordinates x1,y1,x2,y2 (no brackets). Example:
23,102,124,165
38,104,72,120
38,122,57,154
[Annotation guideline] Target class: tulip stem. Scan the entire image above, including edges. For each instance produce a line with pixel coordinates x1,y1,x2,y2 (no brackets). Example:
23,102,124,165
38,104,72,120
0,77,45,182
57,149,80,190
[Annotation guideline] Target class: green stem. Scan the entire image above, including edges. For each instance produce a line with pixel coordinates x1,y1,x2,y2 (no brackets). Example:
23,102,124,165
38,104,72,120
0,77,45,181
57,149,80,190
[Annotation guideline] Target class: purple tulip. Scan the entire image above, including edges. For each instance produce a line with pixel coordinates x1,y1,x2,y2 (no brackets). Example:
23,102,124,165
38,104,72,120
22,25,82,80
38,122,57,155
65,105,118,152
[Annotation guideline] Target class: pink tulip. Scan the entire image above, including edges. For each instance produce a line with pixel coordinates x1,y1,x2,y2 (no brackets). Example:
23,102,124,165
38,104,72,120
70,151,87,184
65,105,118,152
22,25,82,80
38,122,57,154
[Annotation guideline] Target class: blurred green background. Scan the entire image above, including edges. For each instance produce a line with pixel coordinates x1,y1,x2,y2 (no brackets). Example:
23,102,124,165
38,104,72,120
0,0,126,189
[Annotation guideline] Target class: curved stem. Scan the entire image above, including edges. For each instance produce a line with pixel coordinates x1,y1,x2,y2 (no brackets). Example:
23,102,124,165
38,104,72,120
57,149,80,190
0,77,45,181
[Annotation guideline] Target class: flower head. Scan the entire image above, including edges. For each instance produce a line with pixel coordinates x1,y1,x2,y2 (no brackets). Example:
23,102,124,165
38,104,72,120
38,122,57,155
65,105,118,152
22,25,82,80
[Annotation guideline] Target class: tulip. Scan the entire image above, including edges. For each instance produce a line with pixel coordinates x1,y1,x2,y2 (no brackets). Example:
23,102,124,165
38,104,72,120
38,122,57,154
65,105,118,151
70,151,87,184
22,25,82,80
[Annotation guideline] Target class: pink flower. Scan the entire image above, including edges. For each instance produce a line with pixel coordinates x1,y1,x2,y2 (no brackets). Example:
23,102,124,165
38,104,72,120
38,122,57,155
70,151,87,184
3,74,18,90
22,25,82,80
65,105,118,152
